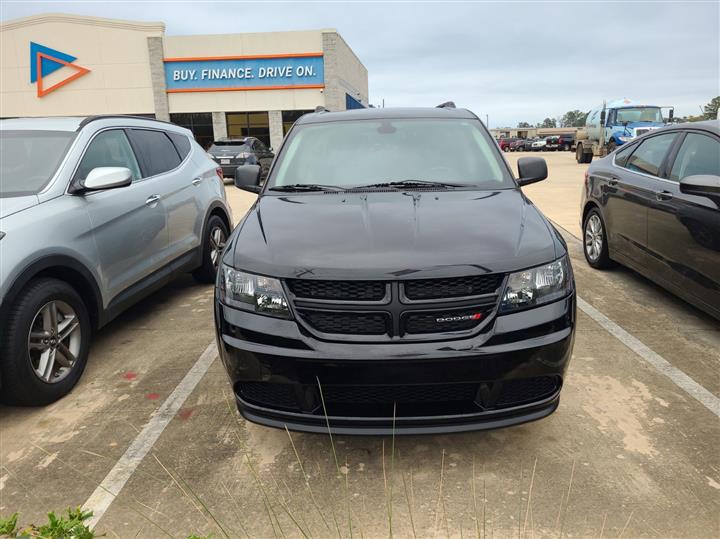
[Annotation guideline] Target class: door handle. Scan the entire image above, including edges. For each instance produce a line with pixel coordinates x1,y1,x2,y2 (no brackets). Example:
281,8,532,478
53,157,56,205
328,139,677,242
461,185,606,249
656,190,673,201
145,195,160,206
192,177,202,186
608,176,619,186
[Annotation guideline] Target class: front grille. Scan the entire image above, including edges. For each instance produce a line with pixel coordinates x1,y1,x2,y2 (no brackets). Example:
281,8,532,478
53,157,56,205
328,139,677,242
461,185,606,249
298,309,389,335
288,279,387,301
322,383,478,404
236,377,561,417
403,274,503,300
404,307,489,334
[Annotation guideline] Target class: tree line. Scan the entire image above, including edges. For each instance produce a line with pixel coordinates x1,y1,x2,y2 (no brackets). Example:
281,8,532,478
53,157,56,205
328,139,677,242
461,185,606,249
516,96,719,129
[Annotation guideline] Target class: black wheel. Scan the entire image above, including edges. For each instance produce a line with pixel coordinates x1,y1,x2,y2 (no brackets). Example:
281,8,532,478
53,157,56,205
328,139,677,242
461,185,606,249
606,140,617,154
562,144,569,151
576,144,585,163
503,146,509,152
0,278,91,406
583,208,614,269
193,215,230,283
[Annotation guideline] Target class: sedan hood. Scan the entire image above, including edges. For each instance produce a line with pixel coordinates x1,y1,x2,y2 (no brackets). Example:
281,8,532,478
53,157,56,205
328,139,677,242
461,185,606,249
230,189,561,280
0,195,39,220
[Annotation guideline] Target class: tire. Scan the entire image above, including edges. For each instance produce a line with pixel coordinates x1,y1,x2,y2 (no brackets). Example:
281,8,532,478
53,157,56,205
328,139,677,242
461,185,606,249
583,208,614,269
562,144,569,151
0,278,91,406
193,215,230,283
607,140,617,154
576,144,585,163
503,146,509,152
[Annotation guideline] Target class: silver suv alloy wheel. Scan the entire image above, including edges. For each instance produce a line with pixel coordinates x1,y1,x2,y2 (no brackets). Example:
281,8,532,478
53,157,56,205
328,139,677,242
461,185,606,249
210,226,227,268
584,214,603,262
27,300,82,383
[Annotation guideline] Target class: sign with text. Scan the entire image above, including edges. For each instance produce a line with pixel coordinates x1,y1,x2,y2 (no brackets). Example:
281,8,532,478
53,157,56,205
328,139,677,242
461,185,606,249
164,53,324,93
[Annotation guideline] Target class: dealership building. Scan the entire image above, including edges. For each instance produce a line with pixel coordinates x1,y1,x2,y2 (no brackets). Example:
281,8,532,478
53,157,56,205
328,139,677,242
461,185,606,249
0,13,369,149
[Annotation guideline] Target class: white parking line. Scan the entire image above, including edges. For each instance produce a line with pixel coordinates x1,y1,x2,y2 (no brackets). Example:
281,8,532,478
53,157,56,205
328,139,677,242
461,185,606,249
577,297,720,418
83,342,218,529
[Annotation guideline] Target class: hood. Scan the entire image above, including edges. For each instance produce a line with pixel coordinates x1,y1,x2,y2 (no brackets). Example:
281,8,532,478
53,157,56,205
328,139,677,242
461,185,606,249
0,195,39,220
229,189,562,280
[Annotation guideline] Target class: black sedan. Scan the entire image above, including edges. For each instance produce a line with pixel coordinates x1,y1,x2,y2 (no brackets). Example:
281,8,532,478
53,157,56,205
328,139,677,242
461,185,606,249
208,137,274,180
581,120,720,319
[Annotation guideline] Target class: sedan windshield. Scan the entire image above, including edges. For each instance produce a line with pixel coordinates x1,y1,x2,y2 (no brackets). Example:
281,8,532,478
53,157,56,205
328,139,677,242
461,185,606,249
1,130,76,197
615,107,663,124
269,118,512,189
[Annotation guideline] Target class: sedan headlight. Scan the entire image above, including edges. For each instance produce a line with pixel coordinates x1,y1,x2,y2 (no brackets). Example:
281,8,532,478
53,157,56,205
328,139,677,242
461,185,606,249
219,265,291,318
499,256,572,313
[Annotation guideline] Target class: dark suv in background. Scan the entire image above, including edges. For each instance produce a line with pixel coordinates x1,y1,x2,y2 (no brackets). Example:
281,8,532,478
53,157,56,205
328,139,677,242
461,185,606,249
557,134,575,151
208,137,274,180
216,105,576,434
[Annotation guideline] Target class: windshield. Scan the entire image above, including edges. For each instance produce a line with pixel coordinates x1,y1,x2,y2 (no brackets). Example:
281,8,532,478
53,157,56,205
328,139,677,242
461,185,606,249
0,130,76,197
269,118,512,189
615,107,663,124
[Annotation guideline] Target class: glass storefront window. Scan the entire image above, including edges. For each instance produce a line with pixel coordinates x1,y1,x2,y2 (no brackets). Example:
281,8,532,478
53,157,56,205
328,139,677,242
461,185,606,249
226,112,270,146
170,113,214,150
282,110,313,135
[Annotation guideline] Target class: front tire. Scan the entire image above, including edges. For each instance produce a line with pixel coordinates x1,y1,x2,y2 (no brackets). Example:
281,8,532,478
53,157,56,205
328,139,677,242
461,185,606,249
583,209,614,269
0,278,91,406
607,140,617,154
193,215,230,283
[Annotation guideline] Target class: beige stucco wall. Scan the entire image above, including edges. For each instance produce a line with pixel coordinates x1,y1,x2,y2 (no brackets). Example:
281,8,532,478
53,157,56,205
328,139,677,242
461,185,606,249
164,30,330,113
0,14,163,117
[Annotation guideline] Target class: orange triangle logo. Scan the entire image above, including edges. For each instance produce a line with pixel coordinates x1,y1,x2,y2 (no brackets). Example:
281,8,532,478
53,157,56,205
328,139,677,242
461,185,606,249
36,51,90,97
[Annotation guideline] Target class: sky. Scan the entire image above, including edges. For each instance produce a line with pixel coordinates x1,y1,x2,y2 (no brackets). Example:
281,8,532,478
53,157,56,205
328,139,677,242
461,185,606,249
2,0,719,127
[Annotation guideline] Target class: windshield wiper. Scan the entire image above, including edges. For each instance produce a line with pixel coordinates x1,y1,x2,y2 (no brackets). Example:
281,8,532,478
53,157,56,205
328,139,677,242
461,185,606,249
268,184,348,192
354,179,466,189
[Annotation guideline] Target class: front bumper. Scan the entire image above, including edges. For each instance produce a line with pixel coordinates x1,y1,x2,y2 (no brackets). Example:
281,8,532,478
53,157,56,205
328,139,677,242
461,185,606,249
215,294,576,435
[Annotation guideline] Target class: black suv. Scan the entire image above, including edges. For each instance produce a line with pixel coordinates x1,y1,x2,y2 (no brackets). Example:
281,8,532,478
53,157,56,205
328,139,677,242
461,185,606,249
208,137,274,180
216,106,576,434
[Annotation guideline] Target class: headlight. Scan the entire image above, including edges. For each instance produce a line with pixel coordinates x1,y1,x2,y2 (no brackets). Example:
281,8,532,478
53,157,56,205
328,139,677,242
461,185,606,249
499,256,572,313
618,136,631,142
219,265,291,318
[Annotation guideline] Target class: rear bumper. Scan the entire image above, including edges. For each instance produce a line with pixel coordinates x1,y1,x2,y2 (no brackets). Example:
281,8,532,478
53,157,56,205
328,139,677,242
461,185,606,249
215,294,576,435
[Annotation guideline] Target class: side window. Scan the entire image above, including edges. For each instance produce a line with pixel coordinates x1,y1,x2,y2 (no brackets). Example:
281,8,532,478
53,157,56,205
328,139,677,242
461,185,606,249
127,129,181,177
75,130,141,181
614,143,635,167
625,133,677,177
669,133,720,182
167,132,191,160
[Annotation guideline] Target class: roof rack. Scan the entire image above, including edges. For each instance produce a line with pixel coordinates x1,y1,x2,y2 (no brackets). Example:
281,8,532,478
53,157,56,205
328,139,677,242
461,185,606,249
436,101,456,109
314,106,328,113
77,114,176,131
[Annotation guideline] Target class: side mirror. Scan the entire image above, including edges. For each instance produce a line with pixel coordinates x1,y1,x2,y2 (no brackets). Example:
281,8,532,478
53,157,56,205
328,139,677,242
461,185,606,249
82,167,132,191
668,108,674,122
234,164,262,193
516,157,548,187
679,175,720,198
600,109,606,127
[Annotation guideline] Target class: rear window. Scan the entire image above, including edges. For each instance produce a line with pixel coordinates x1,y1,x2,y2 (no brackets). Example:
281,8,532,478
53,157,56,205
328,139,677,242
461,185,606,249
270,118,512,189
209,142,251,153
0,130,76,197
168,132,191,159
128,129,181,177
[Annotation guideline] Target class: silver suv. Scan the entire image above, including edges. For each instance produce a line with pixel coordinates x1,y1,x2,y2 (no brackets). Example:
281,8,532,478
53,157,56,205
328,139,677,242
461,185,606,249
0,116,232,405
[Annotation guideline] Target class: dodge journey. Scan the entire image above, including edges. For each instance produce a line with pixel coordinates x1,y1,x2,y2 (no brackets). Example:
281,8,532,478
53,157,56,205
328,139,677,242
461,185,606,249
214,105,576,434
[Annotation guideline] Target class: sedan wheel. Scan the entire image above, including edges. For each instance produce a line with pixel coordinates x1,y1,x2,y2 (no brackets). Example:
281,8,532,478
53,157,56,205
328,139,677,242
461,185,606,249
583,209,613,268
28,300,82,383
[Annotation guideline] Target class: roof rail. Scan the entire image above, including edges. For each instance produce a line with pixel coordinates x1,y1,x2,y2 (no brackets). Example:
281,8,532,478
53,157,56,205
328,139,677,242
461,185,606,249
436,101,456,109
314,106,328,113
77,114,176,131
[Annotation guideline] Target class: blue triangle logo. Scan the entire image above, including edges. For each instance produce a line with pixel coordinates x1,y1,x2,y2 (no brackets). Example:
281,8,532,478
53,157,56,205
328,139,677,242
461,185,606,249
30,42,77,83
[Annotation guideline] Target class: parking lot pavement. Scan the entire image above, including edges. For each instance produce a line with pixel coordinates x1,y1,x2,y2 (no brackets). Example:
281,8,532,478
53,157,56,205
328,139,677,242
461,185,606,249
1,152,718,538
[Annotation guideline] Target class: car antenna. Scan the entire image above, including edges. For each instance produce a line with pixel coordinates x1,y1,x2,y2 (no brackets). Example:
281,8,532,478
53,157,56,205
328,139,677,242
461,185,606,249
436,101,456,109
